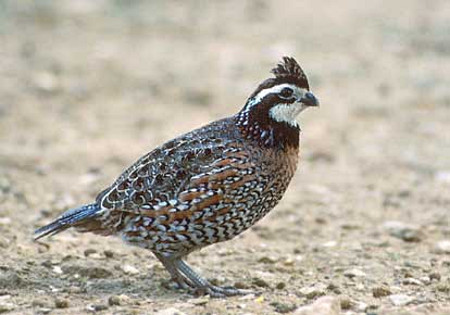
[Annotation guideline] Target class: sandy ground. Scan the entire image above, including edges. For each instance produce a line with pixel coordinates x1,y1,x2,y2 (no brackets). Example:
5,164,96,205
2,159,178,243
1,1,450,314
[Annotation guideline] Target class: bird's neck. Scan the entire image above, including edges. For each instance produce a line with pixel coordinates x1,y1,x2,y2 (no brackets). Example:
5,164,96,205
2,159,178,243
234,109,300,151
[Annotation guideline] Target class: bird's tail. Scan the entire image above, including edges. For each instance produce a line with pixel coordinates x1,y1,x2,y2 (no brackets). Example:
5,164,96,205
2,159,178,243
34,204,102,240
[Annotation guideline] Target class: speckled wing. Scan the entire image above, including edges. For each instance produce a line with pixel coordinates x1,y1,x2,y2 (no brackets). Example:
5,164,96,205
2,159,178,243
94,119,262,239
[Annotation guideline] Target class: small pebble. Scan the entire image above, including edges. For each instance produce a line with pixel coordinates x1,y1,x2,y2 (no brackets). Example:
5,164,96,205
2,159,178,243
0,217,11,226
52,266,63,275
382,221,423,242
294,296,340,315
354,301,368,312
283,258,295,266
187,297,209,306
276,282,286,290
258,256,277,264
0,302,15,313
298,284,326,299
41,260,56,268
252,278,270,288
84,249,97,257
108,294,130,306
389,294,414,306
343,268,366,278
32,299,50,308
327,283,341,294
104,250,115,258
86,304,108,312
238,294,256,301
372,286,391,297
255,295,264,304
209,276,226,286
355,283,366,291
155,308,187,315
322,241,337,248
121,264,139,275
401,269,414,278
429,272,441,281
0,236,11,249
237,303,246,309
435,171,450,183
54,298,69,309
63,265,112,279
270,301,297,314
234,281,251,289
435,240,450,254
339,297,353,310
66,286,83,294
403,278,423,286
34,72,59,92
436,283,450,293
419,276,431,285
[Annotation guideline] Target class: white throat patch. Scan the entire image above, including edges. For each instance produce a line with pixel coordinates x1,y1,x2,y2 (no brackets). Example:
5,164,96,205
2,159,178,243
269,103,305,127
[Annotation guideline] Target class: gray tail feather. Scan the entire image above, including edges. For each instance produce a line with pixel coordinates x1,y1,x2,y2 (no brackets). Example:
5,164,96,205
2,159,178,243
34,204,101,240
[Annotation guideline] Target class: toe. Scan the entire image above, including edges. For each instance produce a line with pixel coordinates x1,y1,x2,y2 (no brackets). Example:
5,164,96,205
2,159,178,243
207,285,255,297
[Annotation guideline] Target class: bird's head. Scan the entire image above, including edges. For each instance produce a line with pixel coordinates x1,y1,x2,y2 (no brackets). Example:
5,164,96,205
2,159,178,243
236,57,318,149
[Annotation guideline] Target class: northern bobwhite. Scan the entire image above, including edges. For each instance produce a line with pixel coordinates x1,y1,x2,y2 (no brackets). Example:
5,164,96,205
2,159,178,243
35,57,319,297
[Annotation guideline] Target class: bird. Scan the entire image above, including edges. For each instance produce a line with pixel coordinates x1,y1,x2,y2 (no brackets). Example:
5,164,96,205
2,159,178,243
34,56,319,297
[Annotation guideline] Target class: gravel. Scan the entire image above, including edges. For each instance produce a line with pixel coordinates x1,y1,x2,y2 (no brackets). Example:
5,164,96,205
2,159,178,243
294,296,340,315
435,240,450,254
372,286,392,298
389,294,415,306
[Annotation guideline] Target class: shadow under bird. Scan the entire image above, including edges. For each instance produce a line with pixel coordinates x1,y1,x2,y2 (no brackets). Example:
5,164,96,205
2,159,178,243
34,56,319,297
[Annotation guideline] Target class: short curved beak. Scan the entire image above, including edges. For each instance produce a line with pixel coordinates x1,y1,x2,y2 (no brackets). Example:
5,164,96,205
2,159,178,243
300,92,319,107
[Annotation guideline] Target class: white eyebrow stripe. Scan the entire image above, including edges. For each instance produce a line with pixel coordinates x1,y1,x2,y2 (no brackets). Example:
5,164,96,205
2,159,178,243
244,83,299,112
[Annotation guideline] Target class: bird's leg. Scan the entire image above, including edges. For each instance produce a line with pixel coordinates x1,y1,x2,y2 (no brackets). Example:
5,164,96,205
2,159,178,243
174,258,254,297
155,252,254,297
153,253,194,290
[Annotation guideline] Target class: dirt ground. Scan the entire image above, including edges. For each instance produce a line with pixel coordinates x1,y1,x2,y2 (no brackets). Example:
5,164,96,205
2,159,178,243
1,1,450,314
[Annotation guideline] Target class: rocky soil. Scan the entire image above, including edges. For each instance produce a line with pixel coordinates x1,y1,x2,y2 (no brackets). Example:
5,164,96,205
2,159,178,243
0,1,449,314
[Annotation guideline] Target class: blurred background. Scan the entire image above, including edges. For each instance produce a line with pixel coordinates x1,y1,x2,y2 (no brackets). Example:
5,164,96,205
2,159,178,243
0,1,449,314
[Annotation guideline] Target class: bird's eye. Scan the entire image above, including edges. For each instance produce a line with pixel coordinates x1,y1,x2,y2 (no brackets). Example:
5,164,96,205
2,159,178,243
280,87,293,98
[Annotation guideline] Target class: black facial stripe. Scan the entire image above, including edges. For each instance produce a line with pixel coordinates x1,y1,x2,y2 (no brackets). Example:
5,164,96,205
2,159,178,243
262,93,296,105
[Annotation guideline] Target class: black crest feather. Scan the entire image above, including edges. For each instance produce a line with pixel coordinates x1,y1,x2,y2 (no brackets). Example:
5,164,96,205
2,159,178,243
271,56,309,89
248,56,310,100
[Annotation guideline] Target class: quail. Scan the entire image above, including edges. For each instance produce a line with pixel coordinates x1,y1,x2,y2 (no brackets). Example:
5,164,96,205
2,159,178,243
35,56,319,297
